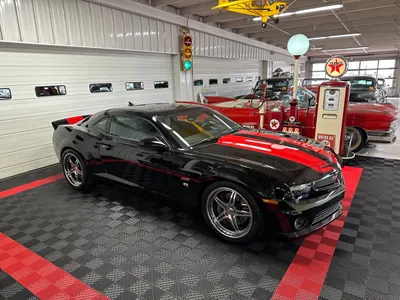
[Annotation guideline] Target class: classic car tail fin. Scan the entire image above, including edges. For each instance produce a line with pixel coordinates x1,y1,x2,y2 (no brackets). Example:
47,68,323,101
51,115,92,130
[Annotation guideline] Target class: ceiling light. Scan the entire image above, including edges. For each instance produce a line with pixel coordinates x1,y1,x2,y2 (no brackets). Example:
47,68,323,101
254,4,343,21
325,46,369,51
308,33,361,40
295,4,343,15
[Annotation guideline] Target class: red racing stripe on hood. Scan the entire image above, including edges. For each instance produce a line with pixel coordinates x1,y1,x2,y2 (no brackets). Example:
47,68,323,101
218,134,334,173
236,130,333,160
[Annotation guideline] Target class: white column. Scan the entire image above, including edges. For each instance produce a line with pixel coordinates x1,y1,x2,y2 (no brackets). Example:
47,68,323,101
172,54,194,101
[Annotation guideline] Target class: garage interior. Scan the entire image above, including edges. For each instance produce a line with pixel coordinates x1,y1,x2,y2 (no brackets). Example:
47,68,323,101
0,0,400,299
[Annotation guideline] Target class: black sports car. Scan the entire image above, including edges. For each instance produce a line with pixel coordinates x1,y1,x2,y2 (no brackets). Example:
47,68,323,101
52,103,345,243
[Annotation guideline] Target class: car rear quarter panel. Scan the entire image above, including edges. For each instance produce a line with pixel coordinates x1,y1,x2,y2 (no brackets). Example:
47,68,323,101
53,125,103,171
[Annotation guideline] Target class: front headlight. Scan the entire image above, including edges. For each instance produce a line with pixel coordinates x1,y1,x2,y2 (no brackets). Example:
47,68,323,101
290,183,312,204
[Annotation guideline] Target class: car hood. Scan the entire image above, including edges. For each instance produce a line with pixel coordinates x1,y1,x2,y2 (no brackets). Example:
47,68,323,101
348,102,398,118
190,130,338,185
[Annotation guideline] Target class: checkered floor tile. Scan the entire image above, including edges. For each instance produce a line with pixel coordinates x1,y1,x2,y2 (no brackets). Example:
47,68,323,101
0,271,37,300
0,165,300,300
1,156,399,299
320,157,400,300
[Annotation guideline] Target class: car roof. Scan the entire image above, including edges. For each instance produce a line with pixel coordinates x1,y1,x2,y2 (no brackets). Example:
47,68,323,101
341,75,377,81
258,77,293,81
104,102,203,116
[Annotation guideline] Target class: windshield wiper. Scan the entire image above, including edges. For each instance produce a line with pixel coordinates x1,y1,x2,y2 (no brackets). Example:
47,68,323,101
191,136,220,147
191,129,241,147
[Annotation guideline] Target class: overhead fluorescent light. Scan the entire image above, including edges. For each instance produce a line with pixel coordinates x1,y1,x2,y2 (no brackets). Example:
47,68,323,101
308,33,361,40
325,46,369,51
254,4,343,21
275,12,295,17
295,4,343,15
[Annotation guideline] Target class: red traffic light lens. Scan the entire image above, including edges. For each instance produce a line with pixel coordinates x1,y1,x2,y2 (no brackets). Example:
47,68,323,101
184,36,192,46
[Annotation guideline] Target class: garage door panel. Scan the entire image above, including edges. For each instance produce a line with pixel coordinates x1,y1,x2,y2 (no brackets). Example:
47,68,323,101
0,144,54,169
0,128,52,154
1,156,58,180
0,93,172,125
193,57,262,98
0,46,174,179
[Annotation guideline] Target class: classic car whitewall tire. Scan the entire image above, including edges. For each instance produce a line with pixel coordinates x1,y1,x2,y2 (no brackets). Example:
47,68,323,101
346,127,367,153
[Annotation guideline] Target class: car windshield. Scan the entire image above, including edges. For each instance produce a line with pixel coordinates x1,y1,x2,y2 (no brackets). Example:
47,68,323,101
302,79,326,86
155,106,242,148
254,79,293,92
285,88,316,108
342,78,375,91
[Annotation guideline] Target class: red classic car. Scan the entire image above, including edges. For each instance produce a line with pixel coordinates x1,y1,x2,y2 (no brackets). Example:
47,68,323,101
179,87,398,153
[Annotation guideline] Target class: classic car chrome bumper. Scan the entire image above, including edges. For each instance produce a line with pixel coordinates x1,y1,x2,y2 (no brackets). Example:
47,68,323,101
367,124,397,143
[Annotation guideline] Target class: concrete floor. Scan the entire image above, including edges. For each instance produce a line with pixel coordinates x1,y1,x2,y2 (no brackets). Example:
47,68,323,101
357,97,400,160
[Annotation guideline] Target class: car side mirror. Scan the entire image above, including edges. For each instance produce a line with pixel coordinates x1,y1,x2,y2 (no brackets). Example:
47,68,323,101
139,137,169,151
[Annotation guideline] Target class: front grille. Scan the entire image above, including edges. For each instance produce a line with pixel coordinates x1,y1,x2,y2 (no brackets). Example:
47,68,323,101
313,171,342,191
312,203,340,225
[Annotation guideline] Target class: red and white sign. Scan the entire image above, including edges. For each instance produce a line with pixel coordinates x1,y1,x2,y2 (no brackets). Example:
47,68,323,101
316,133,336,148
269,119,280,130
325,56,347,78
282,126,301,135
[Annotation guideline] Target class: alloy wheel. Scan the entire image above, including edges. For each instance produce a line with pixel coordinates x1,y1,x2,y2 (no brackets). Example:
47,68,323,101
63,153,84,187
206,187,253,239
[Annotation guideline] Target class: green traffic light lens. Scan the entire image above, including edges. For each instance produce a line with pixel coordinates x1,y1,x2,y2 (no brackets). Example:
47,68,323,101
183,60,192,71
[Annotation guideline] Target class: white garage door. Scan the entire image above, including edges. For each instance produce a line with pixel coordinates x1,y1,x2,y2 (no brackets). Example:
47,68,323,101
0,45,174,179
193,57,263,99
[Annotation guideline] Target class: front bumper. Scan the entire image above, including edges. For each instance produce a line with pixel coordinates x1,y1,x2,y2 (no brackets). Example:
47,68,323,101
367,126,397,143
272,187,345,238
281,202,343,238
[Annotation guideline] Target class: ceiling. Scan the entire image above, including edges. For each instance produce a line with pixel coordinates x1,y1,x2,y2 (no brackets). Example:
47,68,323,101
152,0,400,57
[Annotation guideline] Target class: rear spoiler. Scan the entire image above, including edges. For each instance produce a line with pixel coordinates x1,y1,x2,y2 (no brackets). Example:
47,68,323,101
51,115,92,130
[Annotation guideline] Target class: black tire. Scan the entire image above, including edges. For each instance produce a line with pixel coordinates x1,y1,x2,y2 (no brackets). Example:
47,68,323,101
261,22,267,28
201,181,264,243
274,18,280,24
346,127,367,153
61,149,93,191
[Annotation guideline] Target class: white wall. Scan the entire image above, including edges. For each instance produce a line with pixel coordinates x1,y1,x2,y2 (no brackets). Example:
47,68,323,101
193,58,262,98
0,0,180,54
0,45,174,179
0,0,295,62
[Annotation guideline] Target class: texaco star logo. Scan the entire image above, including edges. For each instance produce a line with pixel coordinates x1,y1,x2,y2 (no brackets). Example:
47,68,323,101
270,119,280,130
325,56,347,78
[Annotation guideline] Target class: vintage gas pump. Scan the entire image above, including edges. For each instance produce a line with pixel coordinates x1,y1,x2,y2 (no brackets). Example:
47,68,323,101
314,56,352,157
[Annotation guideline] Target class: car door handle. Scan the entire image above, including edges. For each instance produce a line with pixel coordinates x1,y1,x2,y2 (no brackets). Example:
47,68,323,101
100,143,114,150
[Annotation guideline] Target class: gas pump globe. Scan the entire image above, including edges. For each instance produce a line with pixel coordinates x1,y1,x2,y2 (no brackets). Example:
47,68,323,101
282,34,309,135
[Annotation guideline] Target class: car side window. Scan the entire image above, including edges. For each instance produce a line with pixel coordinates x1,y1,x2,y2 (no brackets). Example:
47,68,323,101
109,116,162,142
93,118,109,132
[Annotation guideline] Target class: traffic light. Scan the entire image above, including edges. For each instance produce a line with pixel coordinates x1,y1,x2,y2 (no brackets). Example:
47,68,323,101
182,31,193,71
